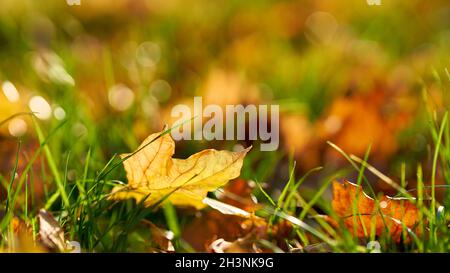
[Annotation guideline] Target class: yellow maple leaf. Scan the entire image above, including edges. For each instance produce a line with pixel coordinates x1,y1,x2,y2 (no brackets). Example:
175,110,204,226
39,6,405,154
110,130,251,209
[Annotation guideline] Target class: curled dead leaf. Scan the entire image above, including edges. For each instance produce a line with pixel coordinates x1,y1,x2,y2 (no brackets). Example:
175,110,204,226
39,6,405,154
38,209,66,252
38,209,80,253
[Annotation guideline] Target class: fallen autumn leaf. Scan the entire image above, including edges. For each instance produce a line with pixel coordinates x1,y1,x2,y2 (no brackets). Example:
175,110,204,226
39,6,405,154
110,130,251,209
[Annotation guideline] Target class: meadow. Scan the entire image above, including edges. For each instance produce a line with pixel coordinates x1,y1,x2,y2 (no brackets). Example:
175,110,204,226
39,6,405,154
0,0,449,253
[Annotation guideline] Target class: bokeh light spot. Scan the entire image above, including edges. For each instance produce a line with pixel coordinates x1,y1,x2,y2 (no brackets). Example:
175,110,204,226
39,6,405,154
108,84,135,111
136,41,161,68
150,79,172,102
2,81,20,102
8,118,27,137
29,95,52,120
54,106,66,120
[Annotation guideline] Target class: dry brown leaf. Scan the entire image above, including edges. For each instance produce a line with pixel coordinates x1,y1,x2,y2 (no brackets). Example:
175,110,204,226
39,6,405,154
143,220,175,253
38,209,79,253
209,234,262,253
215,178,259,212
10,217,32,236
184,201,291,252
317,90,412,162
182,210,253,251
182,181,261,251
183,178,292,252
329,180,419,241
202,69,261,108
280,88,415,171
110,130,251,209
208,218,293,253
38,209,67,252
279,113,320,170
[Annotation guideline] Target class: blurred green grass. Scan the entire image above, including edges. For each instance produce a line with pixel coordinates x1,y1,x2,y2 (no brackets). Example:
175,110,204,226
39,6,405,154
0,0,450,253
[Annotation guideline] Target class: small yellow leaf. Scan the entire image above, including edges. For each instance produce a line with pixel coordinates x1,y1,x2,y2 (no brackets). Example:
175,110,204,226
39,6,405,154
110,130,251,209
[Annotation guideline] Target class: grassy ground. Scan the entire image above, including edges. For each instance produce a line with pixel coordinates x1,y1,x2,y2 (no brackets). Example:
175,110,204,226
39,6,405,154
0,0,450,253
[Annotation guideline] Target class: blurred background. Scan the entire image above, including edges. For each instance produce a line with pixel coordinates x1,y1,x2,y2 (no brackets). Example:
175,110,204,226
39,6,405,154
1,0,450,203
